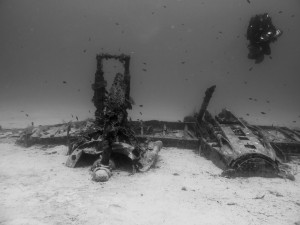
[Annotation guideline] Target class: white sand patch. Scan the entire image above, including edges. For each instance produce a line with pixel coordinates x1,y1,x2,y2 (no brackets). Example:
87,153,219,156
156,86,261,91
0,143,299,225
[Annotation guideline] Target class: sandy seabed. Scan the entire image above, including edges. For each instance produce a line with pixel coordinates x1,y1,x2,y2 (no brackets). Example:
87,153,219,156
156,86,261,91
0,142,299,225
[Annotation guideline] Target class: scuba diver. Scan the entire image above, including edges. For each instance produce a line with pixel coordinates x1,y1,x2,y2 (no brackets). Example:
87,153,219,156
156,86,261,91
247,13,282,63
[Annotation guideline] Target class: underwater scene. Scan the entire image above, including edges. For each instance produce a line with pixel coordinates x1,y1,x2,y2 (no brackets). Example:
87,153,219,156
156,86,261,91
0,0,299,128
0,1,300,225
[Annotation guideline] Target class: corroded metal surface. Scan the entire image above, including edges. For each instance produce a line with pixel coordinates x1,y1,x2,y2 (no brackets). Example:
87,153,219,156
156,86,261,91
199,109,295,179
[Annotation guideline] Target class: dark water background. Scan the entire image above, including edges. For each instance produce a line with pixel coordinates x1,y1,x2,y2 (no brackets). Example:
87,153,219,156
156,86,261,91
0,0,299,128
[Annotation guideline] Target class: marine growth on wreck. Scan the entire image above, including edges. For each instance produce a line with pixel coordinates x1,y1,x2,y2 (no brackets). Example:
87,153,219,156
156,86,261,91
14,52,300,182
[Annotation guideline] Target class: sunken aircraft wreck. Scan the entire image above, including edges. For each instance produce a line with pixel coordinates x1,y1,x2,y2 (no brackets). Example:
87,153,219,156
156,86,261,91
16,53,299,181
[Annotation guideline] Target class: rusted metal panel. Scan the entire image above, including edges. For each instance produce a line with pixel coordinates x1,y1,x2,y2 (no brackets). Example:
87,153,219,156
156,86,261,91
197,85,216,124
129,120,199,149
257,126,300,162
66,148,83,168
219,124,276,161
199,109,283,176
139,141,163,172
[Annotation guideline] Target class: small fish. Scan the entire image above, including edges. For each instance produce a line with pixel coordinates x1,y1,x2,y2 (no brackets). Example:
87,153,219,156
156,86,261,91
261,112,266,115
249,98,252,100
291,14,295,18
142,69,147,72
249,67,253,71
266,100,270,103
20,110,24,112
278,11,283,14
139,105,143,107
254,99,257,101
246,0,250,3
26,114,29,117
83,49,87,53
143,62,147,65
115,22,119,26
63,81,67,84
89,110,91,113
218,31,223,34
71,114,74,118
163,5,167,8
244,81,248,85
140,112,142,115
181,61,185,64
76,116,78,121
292,121,296,123
246,113,250,116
